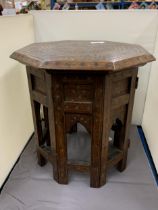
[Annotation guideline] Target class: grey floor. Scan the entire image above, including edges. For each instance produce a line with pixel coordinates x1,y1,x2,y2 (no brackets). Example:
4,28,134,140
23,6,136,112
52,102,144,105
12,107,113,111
0,126,158,210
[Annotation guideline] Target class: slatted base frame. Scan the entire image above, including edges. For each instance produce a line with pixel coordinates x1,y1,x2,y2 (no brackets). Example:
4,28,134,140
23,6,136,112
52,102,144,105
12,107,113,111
26,66,138,188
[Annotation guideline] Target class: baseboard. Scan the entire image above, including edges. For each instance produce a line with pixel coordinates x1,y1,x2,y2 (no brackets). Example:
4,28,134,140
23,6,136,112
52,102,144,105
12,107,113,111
0,132,34,194
137,126,158,186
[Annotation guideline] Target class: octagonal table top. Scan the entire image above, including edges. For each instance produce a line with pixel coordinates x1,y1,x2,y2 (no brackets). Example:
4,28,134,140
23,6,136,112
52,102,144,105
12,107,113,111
10,40,155,71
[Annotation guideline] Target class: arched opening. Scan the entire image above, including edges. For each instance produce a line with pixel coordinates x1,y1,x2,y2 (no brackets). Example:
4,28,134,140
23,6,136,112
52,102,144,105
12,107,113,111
36,104,50,148
67,123,91,165
108,118,124,163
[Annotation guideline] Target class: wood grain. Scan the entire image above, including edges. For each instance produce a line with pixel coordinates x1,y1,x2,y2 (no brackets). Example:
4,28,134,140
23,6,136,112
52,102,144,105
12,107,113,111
11,40,155,71
18,41,155,187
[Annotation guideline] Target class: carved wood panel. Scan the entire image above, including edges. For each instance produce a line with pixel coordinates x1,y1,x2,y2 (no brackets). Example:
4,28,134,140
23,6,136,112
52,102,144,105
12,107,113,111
26,67,138,187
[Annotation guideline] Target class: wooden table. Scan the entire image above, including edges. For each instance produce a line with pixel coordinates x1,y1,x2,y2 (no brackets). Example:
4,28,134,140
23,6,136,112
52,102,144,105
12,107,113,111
11,41,155,188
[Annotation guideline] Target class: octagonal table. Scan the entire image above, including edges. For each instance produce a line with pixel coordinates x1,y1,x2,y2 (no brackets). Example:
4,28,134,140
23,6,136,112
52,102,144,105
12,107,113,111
11,40,155,188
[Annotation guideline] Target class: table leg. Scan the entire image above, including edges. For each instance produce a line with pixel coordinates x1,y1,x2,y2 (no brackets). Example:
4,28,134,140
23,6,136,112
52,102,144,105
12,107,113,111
27,70,47,166
33,102,47,166
114,71,138,171
90,76,112,188
43,106,51,146
46,72,68,184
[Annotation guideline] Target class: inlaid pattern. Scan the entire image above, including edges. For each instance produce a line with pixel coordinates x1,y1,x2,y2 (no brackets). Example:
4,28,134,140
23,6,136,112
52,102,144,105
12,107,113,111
10,40,155,71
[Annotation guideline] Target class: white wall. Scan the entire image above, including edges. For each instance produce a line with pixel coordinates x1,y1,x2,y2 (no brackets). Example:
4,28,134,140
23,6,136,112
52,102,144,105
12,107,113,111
31,10,158,125
0,15,34,188
142,32,158,172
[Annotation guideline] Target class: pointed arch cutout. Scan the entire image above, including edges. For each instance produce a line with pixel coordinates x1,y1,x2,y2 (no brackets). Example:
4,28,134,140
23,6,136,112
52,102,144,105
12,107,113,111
67,122,91,164
65,114,92,135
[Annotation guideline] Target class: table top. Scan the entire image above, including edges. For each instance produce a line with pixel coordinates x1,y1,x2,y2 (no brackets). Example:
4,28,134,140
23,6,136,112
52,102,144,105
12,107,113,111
10,40,155,71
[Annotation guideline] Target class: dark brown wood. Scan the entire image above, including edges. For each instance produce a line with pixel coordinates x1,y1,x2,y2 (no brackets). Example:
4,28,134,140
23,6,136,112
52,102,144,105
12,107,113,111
10,41,155,71
90,76,105,187
108,143,124,168
69,123,77,134
68,161,90,173
65,113,92,135
117,70,138,171
99,74,112,186
37,146,55,164
43,106,51,146
26,67,47,167
45,72,59,182
51,73,68,184
11,40,155,188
